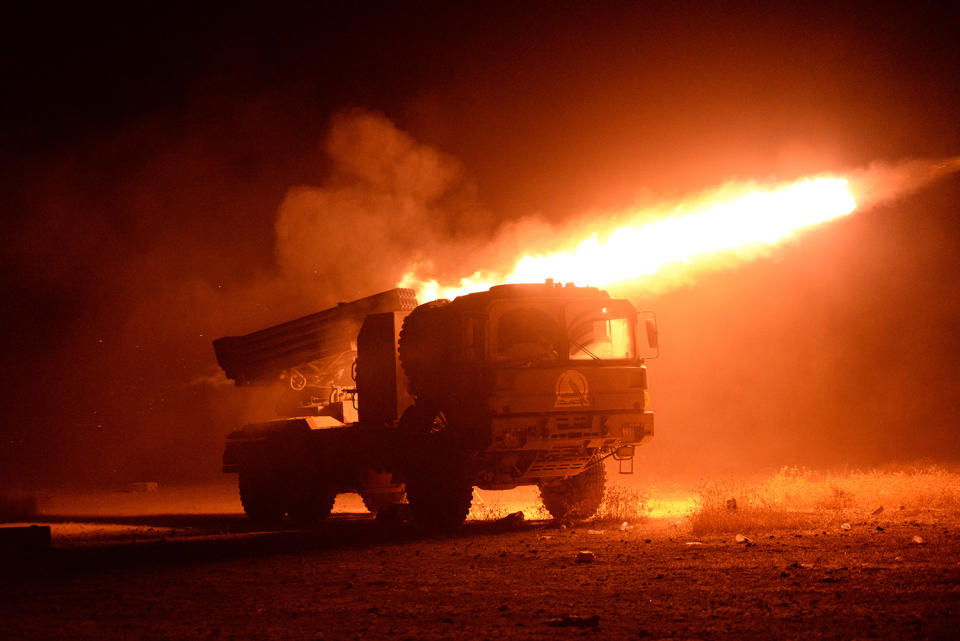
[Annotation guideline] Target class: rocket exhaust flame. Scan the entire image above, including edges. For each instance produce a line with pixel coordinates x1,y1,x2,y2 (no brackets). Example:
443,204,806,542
400,157,960,301
402,177,856,300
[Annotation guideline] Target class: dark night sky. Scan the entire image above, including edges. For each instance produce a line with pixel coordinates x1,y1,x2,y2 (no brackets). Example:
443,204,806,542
2,2,959,487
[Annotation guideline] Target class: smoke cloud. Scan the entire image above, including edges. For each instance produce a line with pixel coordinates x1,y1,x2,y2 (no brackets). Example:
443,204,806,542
273,110,494,301
0,109,498,488
848,156,960,210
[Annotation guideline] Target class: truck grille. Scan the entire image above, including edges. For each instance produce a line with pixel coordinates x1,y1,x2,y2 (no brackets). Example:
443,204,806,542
555,415,591,431
552,414,600,440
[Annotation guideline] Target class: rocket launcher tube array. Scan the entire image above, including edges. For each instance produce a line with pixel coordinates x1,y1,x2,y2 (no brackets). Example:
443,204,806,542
213,288,418,386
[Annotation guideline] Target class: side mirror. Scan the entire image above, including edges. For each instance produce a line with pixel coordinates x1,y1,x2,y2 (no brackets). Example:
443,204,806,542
645,319,659,351
637,311,660,359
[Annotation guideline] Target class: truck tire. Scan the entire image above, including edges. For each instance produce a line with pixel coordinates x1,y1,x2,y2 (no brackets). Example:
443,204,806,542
398,300,450,402
538,459,607,520
287,480,336,525
238,466,285,523
400,404,474,529
405,458,474,531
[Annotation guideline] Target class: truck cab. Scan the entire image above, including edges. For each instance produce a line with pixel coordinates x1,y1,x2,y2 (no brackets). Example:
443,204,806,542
397,281,655,490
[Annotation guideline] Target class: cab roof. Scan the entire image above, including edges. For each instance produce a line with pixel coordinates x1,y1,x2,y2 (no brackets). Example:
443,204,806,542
448,281,612,311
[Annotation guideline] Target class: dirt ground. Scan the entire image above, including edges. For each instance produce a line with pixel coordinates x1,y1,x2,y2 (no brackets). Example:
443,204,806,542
1,483,958,640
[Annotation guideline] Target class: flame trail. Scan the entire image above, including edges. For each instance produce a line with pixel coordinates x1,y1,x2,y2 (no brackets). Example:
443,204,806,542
400,157,960,301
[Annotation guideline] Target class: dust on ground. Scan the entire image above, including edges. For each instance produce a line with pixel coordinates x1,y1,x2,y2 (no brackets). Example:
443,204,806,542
1,509,957,640
2,466,959,639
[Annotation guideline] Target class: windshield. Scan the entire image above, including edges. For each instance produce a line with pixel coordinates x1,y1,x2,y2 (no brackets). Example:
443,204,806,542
566,303,636,360
495,307,562,361
490,300,636,363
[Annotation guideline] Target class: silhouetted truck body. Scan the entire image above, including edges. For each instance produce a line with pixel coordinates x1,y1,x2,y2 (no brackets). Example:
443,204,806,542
215,282,656,528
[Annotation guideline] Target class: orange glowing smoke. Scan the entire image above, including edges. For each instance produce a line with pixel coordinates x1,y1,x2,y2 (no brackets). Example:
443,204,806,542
401,175,857,301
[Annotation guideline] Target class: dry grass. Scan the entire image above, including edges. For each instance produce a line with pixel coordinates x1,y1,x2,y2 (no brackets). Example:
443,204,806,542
593,484,651,523
467,498,515,521
467,491,512,521
467,484,650,523
690,480,816,534
467,487,551,521
690,464,960,535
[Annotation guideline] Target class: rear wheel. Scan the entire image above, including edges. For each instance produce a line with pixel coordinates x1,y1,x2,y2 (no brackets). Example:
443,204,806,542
286,479,336,525
238,465,285,523
539,459,607,520
239,459,335,525
286,456,336,525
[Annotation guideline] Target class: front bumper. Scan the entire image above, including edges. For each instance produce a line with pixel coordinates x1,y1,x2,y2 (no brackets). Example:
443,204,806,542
489,410,653,451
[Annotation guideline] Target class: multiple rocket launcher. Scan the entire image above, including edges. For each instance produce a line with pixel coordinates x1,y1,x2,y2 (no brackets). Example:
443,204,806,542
213,288,418,390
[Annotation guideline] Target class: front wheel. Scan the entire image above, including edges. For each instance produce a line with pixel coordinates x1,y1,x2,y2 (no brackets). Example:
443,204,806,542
405,458,474,531
401,403,475,530
538,459,606,520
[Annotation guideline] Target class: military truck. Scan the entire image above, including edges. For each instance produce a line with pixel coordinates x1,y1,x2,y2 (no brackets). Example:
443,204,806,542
214,281,657,529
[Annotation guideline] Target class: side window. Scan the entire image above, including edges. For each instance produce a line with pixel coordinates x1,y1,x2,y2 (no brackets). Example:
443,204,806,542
462,315,487,361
